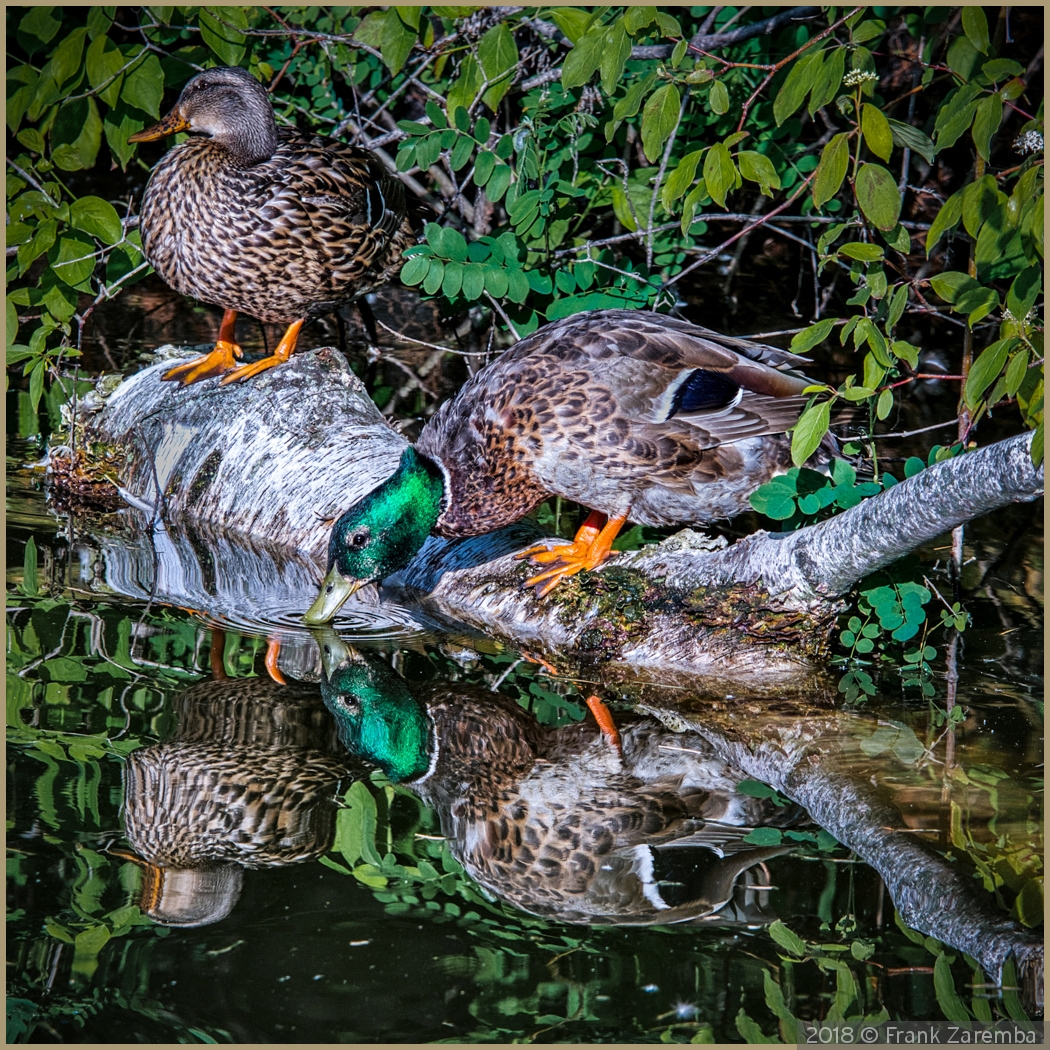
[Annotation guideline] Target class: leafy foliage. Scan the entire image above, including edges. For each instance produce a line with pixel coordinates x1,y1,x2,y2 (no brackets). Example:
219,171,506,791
5,5,1042,468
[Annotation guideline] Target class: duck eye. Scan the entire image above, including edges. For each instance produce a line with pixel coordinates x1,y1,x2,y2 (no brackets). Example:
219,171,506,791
350,530,369,548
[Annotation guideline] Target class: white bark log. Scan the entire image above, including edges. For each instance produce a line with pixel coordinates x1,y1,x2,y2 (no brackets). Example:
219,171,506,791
65,346,1043,679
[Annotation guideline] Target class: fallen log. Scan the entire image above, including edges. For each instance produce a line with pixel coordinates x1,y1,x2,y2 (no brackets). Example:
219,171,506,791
60,345,1043,679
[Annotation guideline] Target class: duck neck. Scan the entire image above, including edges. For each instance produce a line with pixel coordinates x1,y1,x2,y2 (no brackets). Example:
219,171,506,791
378,447,446,571
216,100,278,166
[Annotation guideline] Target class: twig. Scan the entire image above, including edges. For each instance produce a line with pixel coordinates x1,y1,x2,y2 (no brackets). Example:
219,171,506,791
485,292,522,341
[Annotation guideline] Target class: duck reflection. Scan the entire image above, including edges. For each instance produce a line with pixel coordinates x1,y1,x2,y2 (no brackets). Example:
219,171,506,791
118,678,354,927
318,634,808,927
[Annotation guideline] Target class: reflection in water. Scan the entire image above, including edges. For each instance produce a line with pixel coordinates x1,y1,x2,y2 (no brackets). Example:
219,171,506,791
119,678,353,927
318,634,807,927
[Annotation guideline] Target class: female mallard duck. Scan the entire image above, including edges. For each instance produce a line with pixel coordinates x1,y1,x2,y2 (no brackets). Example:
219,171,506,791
306,308,826,621
129,65,415,385
318,634,804,926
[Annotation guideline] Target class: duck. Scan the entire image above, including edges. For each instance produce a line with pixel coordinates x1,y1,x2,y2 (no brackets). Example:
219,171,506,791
317,633,805,926
305,308,827,621
129,65,415,386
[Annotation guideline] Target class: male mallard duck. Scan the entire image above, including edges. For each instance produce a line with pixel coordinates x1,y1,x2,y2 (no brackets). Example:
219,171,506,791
306,308,825,621
318,635,803,925
129,65,415,385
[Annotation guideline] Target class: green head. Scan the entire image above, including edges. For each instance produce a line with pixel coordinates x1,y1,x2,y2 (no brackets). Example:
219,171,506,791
304,447,444,624
317,631,431,783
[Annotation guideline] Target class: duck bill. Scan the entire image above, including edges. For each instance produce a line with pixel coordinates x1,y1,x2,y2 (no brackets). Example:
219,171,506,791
128,108,191,143
314,629,359,681
304,566,365,625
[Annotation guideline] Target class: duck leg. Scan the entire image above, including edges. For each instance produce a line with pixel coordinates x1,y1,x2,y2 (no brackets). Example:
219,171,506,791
219,318,304,384
518,510,629,597
585,694,623,756
163,308,243,385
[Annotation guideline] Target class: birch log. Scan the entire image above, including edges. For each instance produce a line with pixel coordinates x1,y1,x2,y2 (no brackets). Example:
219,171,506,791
64,346,1043,678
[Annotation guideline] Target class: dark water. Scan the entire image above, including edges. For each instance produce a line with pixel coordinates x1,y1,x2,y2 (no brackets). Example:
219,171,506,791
6,284,1044,1043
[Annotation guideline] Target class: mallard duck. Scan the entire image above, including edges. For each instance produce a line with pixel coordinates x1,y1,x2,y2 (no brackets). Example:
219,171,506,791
318,634,804,925
306,308,825,621
129,65,415,385
116,676,354,927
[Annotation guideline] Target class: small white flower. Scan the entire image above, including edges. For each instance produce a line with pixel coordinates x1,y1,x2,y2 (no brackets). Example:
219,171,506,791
843,69,878,87
1013,130,1044,155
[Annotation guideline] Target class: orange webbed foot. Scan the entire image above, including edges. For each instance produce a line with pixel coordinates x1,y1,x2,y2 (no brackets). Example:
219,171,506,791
519,511,628,598
219,318,304,386
162,339,242,385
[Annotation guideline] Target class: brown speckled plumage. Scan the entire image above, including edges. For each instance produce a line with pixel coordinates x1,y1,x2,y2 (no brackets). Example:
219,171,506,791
131,66,414,381
320,643,805,926
416,309,823,537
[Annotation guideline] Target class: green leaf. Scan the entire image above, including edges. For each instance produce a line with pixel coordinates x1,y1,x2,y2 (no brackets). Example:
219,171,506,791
49,234,97,287
962,5,990,54
121,52,165,119
838,242,884,262
947,35,980,82
640,83,681,164
449,134,474,171
199,7,248,66
702,142,736,209
609,71,657,132
623,6,657,34
52,97,104,171
934,952,973,1025
462,265,485,300
934,83,982,149
74,924,111,957
971,93,1003,162
855,163,901,231
70,196,123,245
886,117,936,164
774,50,821,126
18,7,62,53
506,269,530,304
446,54,484,117
792,399,832,466
483,266,508,298
861,104,893,162
440,260,463,298
791,318,837,353
561,27,605,90
961,175,1002,237
600,21,631,96
374,8,419,75
473,149,496,187
926,189,964,255
486,163,511,202
478,22,518,110
86,34,129,108
710,79,729,116
769,919,808,958
680,180,710,234
422,259,445,295
737,151,780,197
812,133,849,210
808,46,844,115
964,338,1013,408
424,100,447,130
1007,266,1041,321
661,149,702,209
399,254,431,286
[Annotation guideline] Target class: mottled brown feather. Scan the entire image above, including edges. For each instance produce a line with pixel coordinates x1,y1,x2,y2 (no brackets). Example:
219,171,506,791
416,309,826,535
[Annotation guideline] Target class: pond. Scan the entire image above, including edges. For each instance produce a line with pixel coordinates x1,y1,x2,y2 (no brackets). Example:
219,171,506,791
6,275,1043,1044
